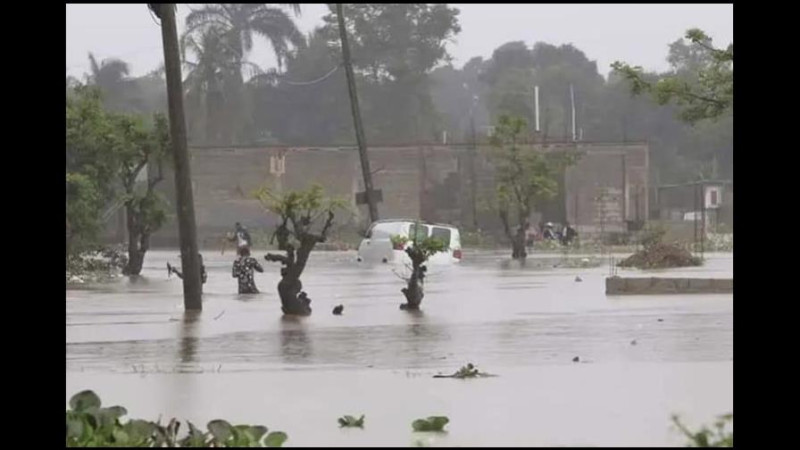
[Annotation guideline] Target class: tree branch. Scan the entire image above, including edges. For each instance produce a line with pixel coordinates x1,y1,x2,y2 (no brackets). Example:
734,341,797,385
265,252,291,265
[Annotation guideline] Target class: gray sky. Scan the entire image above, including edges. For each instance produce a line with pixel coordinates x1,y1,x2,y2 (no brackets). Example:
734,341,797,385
66,3,732,80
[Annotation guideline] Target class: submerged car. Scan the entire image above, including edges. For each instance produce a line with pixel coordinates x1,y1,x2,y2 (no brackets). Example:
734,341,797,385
357,219,462,264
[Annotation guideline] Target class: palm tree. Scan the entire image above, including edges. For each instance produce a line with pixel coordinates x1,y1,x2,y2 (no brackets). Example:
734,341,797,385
182,27,235,143
86,53,142,112
183,4,305,143
185,4,304,73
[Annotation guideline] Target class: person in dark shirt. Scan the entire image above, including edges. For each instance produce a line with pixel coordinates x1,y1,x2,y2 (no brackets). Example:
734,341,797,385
232,247,263,294
561,222,578,246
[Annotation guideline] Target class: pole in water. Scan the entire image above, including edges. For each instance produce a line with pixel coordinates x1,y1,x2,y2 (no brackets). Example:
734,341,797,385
337,3,379,223
155,3,203,310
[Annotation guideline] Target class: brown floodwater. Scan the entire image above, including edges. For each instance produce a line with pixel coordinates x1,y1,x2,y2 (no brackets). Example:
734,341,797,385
66,250,733,446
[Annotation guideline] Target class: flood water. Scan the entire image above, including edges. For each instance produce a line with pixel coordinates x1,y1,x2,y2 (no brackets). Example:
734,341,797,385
66,250,733,447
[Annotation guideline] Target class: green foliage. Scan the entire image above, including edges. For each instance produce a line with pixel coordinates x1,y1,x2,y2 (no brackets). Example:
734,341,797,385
66,86,171,263
66,390,287,447
254,184,345,220
183,4,304,144
66,173,104,256
611,29,733,125
322,4,461,82
434,362,497,379
391,232,448,262
320,4,461,141
672,413,732,447
490,115,575,237
337,415,365,428
411,416,449,432
452,363,480,378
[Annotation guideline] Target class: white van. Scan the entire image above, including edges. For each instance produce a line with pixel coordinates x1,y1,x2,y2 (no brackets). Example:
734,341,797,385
357,219,462,264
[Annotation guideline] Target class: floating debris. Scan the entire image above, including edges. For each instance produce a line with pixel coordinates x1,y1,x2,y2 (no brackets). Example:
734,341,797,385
433,362,496,378
572,356,580,363
333,304,344,315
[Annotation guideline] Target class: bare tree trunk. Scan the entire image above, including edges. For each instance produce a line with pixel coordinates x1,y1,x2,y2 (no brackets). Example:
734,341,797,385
122,204,151,275
265,211,335,316
400,247,427,310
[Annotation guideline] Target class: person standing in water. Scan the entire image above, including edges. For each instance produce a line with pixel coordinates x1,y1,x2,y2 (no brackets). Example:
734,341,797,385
168,253,207,284
227,222,252,253
232,247,263,294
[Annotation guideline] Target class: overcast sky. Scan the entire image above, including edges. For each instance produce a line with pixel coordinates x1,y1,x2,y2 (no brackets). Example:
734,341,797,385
66,3,733,79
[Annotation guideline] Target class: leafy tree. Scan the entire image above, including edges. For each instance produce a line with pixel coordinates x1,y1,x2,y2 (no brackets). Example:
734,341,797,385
184,4,305,144
249,28,353,145
390,225,447,311
109,113,172,275
66,85,171,274
611,29,733,124
66,86,118,259
254,185,345,315
320,4,461,142
490,116,573,259
181,26,239,144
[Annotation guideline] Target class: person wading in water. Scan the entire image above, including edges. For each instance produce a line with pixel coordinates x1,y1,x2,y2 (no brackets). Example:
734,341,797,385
232,247,263,294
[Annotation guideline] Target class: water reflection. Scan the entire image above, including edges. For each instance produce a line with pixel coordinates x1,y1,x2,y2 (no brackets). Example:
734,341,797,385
178,310,202,365
280,316,313,364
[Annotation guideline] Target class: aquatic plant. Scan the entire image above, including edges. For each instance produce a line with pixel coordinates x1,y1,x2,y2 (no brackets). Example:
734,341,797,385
672,413,732,447
337,414,365,428
66,390,288,447
433,363,496,379
411,416,449,432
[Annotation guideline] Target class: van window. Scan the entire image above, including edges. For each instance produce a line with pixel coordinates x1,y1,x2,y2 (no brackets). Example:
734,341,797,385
431,227,452,247
408,223,430,242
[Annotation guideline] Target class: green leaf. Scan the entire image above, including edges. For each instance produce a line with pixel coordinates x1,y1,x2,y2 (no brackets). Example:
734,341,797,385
207,419,233,443
412,416,449,432
249,425,269,442
265,431,288,447
105,405,128,419
112,428,129,445
338,414,365,428
69,390,101,412
66,415,84,439
124,419,156,441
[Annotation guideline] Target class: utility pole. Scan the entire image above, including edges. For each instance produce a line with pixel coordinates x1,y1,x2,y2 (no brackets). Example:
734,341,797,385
151,4,203,310
336,3,379,223
469,110,478,229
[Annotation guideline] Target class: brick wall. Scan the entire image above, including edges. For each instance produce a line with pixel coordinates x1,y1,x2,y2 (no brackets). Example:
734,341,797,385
139,142,648,247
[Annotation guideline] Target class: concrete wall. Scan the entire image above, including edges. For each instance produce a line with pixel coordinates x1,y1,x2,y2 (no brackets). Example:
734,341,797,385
606,276,733,295
138,142,648,247
564,143,649,235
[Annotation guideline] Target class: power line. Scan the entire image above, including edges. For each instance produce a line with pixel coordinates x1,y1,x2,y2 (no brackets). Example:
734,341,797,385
283,64,341,86
182,5,341,87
